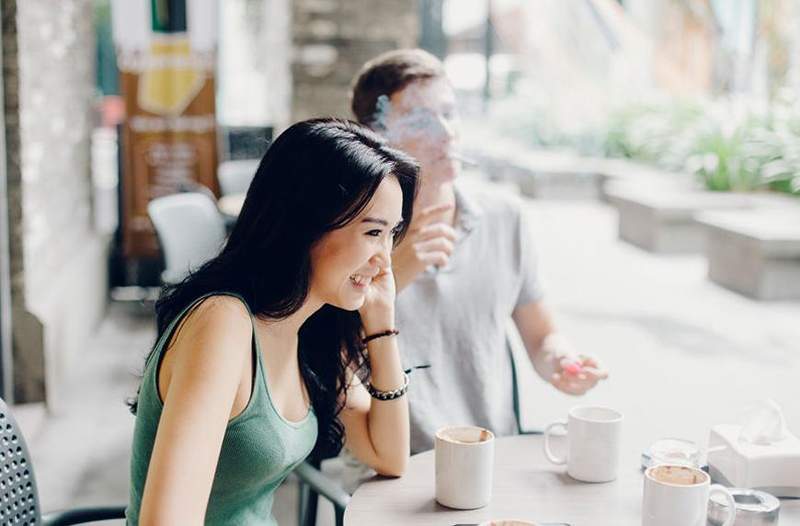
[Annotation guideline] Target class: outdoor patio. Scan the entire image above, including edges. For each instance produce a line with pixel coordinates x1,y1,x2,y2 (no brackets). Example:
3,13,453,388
19,183,800,524
2,1,799,524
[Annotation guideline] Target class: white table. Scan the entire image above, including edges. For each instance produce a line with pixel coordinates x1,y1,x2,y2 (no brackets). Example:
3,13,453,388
345,434,800,525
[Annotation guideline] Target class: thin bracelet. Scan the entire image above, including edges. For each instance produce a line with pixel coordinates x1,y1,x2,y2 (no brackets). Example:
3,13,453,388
366,373,409,401
362,329,399,345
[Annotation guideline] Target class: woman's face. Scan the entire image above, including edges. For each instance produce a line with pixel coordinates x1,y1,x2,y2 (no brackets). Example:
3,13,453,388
382,77,459,185
309,176,404,311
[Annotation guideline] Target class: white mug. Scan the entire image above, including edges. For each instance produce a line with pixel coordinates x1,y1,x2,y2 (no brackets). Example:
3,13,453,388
642,464,736,526
543,405,623,482
435,425,495,509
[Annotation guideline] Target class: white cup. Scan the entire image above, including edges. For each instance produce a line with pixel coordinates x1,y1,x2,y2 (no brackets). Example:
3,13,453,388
543,405,623,482
435,425,495,509
642,464,736,526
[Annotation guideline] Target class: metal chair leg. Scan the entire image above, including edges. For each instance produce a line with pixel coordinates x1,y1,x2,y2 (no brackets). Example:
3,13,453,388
303,488,320,526
297,477,310,526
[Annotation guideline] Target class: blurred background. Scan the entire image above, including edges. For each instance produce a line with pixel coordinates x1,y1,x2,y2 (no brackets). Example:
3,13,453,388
0,0,798,524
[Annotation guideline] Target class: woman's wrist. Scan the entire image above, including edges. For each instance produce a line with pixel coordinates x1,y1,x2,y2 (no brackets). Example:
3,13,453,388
360,311,395,335
363,329,399,345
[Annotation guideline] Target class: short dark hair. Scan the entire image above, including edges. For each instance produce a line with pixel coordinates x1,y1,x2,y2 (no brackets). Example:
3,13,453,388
351,48,446,126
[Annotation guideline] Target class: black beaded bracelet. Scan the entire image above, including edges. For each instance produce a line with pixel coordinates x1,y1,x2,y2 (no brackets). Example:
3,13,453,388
366,373,409,401
362,329,399,345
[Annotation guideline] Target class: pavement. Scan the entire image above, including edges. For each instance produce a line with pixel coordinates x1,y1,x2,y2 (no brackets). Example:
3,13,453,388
15,189,800,525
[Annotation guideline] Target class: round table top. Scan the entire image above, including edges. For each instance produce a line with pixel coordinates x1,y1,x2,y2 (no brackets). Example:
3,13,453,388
344,434,800,526
217,193,245,218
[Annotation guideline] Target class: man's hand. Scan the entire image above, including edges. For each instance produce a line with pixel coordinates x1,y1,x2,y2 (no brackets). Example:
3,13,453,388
513,303,610,396
393,202,456,292
550,354,608,396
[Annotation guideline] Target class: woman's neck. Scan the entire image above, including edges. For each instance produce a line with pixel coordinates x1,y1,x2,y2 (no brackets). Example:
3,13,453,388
255,298,321,355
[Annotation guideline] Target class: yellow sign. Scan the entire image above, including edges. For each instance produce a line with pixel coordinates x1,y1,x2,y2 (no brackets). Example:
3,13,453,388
138,39,206,116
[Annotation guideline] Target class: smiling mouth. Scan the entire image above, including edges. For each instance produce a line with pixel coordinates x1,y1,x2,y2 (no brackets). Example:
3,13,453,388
349,274,372,288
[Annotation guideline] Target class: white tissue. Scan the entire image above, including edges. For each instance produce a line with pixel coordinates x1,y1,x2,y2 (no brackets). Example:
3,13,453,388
739,399,789,445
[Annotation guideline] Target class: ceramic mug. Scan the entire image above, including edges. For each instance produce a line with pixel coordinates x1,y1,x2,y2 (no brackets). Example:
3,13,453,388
435,425,494,509
543,405,623,482
642,464,736,526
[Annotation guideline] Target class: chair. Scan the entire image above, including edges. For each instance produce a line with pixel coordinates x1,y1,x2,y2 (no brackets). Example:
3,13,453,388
147,192,227,285
294,330,541,526
217,159,260,196
295,459,350,526
0,397,126,525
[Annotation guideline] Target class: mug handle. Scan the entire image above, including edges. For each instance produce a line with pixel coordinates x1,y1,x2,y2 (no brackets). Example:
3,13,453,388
709,484,737,526
543,421,568,465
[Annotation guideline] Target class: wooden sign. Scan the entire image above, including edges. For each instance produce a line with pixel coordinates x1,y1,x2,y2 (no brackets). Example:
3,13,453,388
112,0,218,257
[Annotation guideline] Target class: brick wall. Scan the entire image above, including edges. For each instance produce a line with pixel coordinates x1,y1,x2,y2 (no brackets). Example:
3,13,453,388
291,0,419,122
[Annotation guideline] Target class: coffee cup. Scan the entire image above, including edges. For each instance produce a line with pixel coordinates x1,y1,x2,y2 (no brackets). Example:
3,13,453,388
543,405,623,482
642,464,736,526
435,425,494,509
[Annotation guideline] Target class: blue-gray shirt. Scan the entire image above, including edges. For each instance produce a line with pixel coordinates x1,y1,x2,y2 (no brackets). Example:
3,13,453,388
397,179,543,454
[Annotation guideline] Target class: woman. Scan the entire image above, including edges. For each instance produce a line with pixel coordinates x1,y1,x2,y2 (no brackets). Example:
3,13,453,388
127,118,418,525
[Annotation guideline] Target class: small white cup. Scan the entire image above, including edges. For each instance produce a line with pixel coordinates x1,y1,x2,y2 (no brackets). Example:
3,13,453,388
435,425,495,509
642,464,736,526
543,405,623,482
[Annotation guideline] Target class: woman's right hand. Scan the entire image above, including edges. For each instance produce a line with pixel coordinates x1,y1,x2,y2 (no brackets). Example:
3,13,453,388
392,202,456,292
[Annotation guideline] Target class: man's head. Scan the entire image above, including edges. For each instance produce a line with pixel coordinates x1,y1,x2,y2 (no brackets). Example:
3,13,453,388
351,49,460,185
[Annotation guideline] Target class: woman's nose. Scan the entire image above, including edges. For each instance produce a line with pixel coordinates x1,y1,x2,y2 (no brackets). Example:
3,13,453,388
372,237,392,267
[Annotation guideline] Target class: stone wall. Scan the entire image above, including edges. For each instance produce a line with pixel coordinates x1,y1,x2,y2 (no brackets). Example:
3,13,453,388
1,0,46,403
10,0,107,407
291,0,419,122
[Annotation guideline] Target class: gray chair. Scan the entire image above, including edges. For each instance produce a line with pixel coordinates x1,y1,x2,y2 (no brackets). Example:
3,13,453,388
0,397,126,525
147,192,227,285
294,331,541,526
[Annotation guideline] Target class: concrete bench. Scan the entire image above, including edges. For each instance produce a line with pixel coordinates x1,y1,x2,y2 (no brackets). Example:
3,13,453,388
468,148,603,200
606,188,755,253
696,209,800,300
592,161,694,202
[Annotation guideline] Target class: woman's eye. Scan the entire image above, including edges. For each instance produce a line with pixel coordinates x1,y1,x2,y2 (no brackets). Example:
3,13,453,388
366,229,382,237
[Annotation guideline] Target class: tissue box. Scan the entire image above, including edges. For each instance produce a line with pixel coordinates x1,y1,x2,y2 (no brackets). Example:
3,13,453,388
708,424,800,497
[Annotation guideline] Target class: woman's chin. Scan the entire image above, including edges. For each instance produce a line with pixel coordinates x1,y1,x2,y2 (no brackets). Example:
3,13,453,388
330,295,366,312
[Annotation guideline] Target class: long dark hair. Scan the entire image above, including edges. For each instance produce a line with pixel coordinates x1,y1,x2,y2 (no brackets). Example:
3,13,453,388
138,118,418,459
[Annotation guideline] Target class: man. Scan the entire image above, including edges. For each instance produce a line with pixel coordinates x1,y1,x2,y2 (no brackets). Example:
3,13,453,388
350,48,608,454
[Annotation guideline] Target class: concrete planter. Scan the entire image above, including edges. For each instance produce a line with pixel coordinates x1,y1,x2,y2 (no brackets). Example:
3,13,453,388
593,161,694,203
472,150,603,200
607,189,755,253
696,209,800,300
511,163,600,199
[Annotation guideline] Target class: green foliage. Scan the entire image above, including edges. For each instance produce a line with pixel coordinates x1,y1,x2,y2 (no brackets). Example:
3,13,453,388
603,96,800,195
490,90,800,196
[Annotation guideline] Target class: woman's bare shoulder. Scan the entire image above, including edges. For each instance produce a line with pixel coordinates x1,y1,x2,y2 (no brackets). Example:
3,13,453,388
169,294,253,361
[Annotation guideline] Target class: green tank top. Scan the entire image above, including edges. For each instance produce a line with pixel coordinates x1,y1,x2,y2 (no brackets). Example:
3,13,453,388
127,292,318,525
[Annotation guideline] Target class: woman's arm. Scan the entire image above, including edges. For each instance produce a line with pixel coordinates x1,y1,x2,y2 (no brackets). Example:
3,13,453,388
339,259,409,476
338,333,409,476
138,297,253,525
